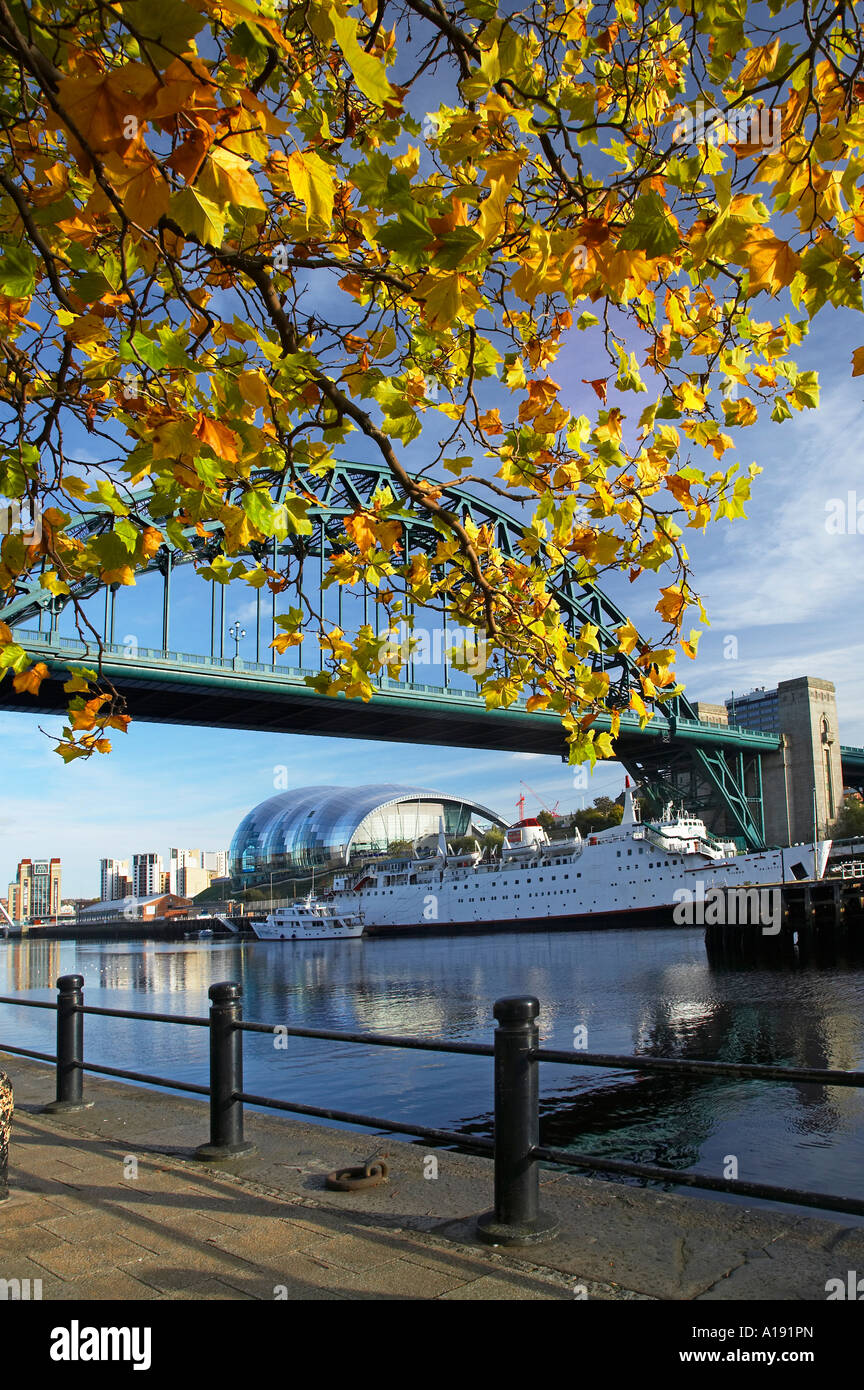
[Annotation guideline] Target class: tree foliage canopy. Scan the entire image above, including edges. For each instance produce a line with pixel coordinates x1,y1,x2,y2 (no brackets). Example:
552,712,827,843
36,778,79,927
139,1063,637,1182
1,0,862,761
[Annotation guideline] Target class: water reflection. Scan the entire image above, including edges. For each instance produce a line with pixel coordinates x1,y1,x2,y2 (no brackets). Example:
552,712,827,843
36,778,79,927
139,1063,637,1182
1,929,862,1204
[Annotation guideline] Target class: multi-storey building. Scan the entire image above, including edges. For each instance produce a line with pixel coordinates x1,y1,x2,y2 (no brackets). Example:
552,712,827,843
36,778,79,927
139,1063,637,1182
132,853,163,898
100,858,130,902
725,687,781,735
7,858,62,923
176,865,211,898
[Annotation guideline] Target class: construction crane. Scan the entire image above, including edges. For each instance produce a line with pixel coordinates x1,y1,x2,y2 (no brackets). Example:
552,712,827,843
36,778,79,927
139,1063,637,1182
518,781,560,820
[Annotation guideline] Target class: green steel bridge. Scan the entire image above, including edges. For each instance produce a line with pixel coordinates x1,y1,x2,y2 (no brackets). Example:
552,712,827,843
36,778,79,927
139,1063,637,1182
2,458,862,848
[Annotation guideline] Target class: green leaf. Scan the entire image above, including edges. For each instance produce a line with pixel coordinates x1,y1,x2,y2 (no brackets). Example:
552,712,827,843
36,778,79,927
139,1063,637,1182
378,211,434,269
330,11,396,108
241,489,277,533
0,244,37,298
618,192,679,258
121,0,206,54
169,188,225,248
431,226,484,270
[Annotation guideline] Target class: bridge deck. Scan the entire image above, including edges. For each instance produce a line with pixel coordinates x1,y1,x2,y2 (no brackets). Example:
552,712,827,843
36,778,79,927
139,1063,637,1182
1,630,783,758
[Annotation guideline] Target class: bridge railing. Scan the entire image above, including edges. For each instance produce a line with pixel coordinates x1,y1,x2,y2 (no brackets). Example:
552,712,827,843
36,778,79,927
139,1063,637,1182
2,976,863,1243
11,627,789,745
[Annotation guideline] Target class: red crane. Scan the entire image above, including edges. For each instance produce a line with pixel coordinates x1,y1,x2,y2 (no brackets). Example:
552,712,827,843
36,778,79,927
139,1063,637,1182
519,781,560,820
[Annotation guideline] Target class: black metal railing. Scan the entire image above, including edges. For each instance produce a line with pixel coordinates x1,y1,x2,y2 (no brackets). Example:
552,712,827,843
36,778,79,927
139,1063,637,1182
2,975,864,1244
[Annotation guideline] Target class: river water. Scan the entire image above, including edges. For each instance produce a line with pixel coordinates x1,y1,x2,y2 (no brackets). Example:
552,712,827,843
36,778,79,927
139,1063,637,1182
2,927,863,1215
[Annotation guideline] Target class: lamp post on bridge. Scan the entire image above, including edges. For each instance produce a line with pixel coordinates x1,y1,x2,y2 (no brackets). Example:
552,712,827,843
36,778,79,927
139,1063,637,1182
228,622,246,668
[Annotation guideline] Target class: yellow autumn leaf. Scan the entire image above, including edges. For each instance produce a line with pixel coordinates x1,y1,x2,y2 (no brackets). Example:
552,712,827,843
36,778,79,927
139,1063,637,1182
201,146,267,212
415,273,483,331
287,150,335,228
739,39,780,87
617,618,639,655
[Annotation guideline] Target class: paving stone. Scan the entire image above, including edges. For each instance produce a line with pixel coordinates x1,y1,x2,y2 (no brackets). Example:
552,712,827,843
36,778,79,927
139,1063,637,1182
0,1197,68,1226
165,1278,268,1300
439,1274,573,1300
305,1231,413,1272
32,1234,155,1281
70,1271,166,1301
0,1224,65,1255
208,1224,339,1262
321,1256,472,1299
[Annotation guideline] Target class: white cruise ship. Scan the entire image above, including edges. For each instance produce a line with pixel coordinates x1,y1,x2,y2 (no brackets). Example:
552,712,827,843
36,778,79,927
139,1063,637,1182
328,784,832,934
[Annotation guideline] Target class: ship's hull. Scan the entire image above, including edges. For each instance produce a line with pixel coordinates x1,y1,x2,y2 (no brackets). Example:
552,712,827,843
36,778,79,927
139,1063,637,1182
332,841,830,935
363,902,685,937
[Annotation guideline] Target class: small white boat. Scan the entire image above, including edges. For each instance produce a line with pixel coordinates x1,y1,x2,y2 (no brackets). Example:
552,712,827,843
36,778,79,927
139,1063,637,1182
250,895,365,941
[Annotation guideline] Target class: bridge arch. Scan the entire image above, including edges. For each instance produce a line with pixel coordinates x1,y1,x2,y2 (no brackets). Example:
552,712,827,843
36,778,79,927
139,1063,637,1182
0,458,769,846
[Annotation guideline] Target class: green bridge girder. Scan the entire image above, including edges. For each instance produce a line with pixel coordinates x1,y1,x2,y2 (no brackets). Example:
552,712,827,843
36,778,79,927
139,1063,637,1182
0,458,779,847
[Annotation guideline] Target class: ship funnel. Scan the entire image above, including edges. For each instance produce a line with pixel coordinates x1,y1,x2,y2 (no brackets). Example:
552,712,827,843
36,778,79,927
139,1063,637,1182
621,778,639,827
436,817,448,858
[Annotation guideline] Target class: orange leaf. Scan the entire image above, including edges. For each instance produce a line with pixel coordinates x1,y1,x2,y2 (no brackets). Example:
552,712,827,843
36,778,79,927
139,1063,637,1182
101,565,136,586
193,412,239,463
13,662,49,695
345,513,376,554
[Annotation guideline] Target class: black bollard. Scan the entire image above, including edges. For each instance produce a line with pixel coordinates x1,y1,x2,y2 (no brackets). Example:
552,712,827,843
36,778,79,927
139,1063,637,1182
477,996,559,1247
194,982,256,1160
0,1070,11,1200
44,975,93,1113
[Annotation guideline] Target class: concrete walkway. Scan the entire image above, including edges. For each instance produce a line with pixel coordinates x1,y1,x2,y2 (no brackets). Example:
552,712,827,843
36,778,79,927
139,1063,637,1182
2,1053,862,1301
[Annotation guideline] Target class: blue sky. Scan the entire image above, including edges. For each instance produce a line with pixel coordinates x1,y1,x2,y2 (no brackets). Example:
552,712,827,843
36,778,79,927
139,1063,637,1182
4,215,864,899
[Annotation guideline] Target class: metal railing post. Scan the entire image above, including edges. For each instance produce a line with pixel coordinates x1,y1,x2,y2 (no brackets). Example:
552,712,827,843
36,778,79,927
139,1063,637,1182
195,982,255,1160
0,1070,11,1199
477,996,559,1247
44,975,93,1113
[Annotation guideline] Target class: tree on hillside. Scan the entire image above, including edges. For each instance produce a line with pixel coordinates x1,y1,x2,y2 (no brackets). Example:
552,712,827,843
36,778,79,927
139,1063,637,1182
1,1,863,764
834,793,864,841
482,825,505,851
385,837,415,855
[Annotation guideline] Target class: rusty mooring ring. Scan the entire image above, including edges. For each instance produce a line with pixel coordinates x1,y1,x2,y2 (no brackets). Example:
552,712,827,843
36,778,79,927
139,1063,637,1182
325,1159,389,1191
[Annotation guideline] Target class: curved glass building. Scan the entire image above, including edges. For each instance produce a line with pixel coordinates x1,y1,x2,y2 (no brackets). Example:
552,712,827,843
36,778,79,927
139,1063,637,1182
229,784,505,882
